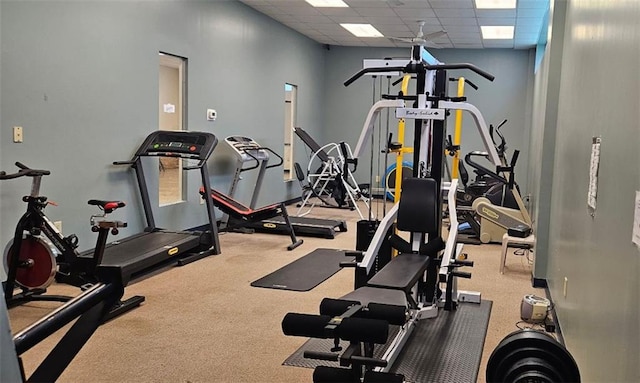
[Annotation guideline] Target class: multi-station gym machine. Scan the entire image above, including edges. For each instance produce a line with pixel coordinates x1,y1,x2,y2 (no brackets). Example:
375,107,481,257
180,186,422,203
281,46,579,383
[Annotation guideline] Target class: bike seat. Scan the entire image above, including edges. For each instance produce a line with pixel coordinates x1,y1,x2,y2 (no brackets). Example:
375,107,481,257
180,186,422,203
88,200,126,214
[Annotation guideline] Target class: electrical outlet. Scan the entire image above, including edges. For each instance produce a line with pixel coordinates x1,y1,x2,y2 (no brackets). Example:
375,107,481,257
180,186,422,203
13,126,23,143
563,277,568,298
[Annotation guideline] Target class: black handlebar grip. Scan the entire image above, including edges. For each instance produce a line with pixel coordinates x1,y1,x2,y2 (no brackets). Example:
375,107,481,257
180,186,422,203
313,366,356,383
465,78,479,90
319,298,361,317
282,313,331,339
454,259,474,267
339,260,357,268
344,66,406,87
510,150,520,167
337,317,388,344
366,303,407,326
452,271,472,279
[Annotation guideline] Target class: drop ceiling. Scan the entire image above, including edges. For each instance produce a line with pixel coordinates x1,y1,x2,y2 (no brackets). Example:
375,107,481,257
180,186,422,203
238,0,549,49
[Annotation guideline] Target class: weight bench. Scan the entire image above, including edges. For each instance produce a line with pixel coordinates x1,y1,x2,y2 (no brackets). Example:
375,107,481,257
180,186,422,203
283,178,475,382
199,187,303,250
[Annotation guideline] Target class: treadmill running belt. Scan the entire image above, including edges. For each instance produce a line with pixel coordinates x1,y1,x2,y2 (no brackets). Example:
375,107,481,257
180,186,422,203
250,248,352,291
98,231,200,278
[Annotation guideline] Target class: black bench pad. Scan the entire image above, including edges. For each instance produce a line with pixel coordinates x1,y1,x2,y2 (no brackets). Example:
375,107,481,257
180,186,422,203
366,254,429,291
341,286,407,308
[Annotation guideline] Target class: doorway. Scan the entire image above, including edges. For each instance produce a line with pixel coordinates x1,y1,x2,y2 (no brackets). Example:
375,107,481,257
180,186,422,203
158,52,186,206
284,83,297,181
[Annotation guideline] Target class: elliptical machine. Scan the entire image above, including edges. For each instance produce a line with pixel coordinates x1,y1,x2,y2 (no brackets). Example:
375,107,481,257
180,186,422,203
456,119,518,208
2,162,144,320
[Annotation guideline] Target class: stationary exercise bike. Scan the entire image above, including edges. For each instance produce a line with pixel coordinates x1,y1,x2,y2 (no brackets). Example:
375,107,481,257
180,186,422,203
2,162,144,320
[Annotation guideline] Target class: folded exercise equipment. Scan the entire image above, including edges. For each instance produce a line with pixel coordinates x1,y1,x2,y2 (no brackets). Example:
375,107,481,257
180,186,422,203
294,127,370,220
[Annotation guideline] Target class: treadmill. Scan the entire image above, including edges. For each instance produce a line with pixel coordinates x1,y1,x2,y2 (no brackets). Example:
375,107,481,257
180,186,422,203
93,131,221,283
223,136,347,239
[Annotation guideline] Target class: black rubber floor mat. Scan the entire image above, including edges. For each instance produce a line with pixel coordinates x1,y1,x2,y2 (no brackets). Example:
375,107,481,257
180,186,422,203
283,300,492,383
390,300,492,383
250,248,351,291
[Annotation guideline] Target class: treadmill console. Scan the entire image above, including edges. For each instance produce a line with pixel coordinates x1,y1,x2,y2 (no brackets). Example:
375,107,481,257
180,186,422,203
225,136,269,162
136,131,218,160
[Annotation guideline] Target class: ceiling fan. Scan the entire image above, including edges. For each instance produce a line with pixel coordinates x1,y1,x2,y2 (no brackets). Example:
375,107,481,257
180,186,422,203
388,21,448,48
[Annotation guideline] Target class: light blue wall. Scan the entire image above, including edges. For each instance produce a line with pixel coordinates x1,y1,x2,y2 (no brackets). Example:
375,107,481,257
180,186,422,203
539,0,640,381
0,0,326,275
527,1,565,281
322,47,535,195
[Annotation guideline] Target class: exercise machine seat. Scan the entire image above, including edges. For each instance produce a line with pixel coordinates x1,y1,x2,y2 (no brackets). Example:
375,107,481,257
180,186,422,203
366,177,443,295
341,286,408,308
366,254,430,291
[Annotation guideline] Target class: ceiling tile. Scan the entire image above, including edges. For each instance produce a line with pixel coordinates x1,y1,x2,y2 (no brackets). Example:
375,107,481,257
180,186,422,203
475,9,517,18
444,25,481,33
447,31,482,39
275,5,321,16
365,16,406,24
295,14,335,23
428,0,474,9
329,15,369,23
316,7,360,16
392,8,437,18
434,8,477,18
478,17,516,26
343,0,391,7
237,0,546,49
439,17,478,26
353,7,399,17
375,24,413,33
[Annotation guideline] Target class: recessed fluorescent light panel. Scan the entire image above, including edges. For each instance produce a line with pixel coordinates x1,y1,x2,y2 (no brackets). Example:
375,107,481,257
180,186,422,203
475,0,517,9
305,0,349,7
481,26,514,39
341,23,383,37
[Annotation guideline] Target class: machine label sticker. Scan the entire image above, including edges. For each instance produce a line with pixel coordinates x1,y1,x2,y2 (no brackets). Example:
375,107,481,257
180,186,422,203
481,206,500,220
396,108,445,120
263,223,277,229
167,247,179,256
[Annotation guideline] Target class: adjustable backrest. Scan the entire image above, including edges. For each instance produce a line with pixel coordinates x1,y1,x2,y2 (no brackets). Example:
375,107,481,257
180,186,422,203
294,127,331,163
396,177,438,236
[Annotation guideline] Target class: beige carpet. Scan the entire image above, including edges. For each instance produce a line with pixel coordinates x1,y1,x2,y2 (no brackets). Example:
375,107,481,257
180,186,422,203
7,201,543,383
